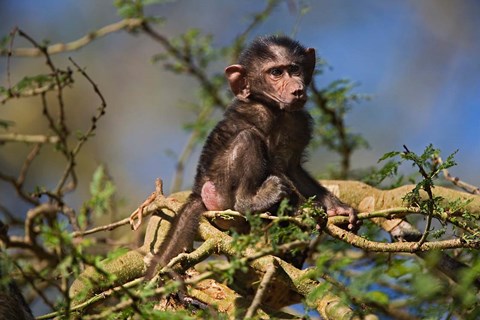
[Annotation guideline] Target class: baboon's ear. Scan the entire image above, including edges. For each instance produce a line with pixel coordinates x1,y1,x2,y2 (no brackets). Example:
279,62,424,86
225,64,250,100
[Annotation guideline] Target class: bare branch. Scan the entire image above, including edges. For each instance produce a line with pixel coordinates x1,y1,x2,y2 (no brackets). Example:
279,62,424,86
1,19,144,57
17,143,42,187
0,133,59,144
54,57,108,195
326,223,480,252
435,156,480,195
73,179,180,238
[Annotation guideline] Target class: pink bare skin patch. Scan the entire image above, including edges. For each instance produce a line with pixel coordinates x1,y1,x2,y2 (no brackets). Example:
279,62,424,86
201,181,221,211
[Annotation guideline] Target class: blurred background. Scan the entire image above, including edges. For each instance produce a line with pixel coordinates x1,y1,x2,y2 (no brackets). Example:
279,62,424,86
1,0,479,218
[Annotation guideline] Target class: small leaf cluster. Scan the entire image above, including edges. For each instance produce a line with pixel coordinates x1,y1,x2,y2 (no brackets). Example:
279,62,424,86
84,166,116,214
1,70,74,103
378,144,455,203
114,0,171,19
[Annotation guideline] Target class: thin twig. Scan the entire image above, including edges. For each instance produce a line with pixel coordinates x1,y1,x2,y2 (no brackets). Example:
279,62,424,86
12,261,56,310
62,205,81,232
311,81,352,178
0,133,59,144
16,30,74,194
129,179,163,230
40,92,63,149
435,156,480,195
54,57,107,194
73,179,179,237
0,141,42,205
68,57,107,151
1,79,74,105
0,204,57,261
245,261,276,319
24,203,57,244
0,204,22,224
71,216,133,238
403,145,434,248
141,23,225,108
36,277,145,320
17,143,42,188
0,170,39,205
20,30,69,139
6,27,18,91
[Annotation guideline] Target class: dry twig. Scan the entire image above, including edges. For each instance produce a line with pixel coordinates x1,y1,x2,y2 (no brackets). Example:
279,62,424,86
129,179,164,230
435,156,480,195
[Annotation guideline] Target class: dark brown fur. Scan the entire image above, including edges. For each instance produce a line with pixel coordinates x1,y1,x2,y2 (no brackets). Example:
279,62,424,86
148,35,356,274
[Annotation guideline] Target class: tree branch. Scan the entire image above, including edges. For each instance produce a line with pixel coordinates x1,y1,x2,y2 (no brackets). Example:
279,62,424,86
0,133,59,144
1,19,144,57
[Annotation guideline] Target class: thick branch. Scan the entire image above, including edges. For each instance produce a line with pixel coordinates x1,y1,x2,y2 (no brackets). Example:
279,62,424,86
66,180,479,318
321,180,480,216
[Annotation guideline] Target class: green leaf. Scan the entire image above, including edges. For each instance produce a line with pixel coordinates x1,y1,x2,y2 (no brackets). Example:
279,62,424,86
378,151,402,162
365,290,389,305
84,165,116,216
